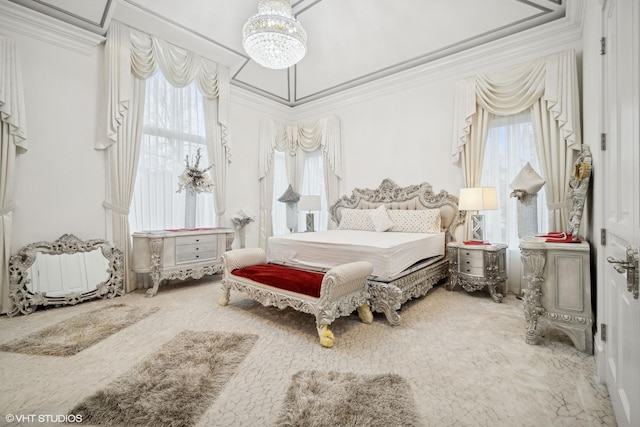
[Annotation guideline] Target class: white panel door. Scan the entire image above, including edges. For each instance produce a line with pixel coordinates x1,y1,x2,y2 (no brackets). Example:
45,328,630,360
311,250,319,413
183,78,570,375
602,1,640,426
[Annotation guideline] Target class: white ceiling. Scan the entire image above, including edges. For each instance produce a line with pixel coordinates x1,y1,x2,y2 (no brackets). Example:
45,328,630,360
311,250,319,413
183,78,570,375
9,0,566,107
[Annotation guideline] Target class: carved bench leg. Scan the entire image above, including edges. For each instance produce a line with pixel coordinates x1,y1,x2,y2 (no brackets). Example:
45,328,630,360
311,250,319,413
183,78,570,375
218,281,230,306
317,324,335,348
357,304,373,324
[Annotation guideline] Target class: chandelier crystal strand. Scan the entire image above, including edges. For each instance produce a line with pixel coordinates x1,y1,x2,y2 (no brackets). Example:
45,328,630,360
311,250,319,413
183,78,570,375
243,0,307,69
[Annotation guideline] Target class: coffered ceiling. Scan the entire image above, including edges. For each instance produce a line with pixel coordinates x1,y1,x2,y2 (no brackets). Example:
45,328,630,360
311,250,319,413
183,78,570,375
8,0,566,107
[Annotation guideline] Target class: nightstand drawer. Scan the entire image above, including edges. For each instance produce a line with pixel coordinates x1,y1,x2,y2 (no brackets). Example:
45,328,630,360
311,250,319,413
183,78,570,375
459,257,484,268
459,250,484,259
458,266,485,277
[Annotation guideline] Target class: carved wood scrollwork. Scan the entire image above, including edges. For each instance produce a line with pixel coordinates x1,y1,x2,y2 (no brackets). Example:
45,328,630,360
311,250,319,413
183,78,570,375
520,248,546,345
8,234,124,316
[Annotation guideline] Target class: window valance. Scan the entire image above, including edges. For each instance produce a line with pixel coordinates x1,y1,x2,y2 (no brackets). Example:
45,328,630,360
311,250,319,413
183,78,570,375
452,49,581,163
99,22,230,156
258,115,342,179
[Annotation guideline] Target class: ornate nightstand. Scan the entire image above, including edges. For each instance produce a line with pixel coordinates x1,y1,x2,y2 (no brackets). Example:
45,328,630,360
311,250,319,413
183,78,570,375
447,242,508,302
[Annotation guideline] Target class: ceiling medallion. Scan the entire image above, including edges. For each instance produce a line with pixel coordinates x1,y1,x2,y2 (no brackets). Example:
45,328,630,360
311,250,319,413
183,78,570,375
242,0,307,69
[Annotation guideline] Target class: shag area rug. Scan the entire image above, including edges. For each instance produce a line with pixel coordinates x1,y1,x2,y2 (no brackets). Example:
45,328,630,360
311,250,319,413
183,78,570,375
276,370,423,427
70,330,258,427
0,304,159,356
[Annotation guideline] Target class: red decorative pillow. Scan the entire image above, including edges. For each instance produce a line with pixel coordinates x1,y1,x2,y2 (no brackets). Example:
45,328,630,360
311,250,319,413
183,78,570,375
231,264,325,298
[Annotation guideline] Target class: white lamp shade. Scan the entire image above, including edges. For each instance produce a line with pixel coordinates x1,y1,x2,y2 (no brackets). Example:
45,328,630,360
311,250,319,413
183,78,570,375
298,195,321,211
458,187,498,211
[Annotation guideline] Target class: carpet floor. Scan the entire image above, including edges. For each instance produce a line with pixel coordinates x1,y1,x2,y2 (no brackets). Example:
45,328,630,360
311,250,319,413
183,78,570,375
0,278,616,427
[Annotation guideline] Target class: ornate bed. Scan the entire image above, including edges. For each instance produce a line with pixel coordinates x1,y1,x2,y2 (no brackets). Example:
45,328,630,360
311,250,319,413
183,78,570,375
268,179,462,325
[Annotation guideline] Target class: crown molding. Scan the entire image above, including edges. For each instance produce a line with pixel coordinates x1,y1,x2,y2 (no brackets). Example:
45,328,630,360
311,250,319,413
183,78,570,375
230,85,293,123
289,0,585,121
0,1,104,55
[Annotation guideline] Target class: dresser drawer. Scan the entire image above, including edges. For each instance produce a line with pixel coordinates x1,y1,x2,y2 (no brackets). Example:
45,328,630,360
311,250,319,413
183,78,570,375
175,242,217,256
175,234,219,246
176,250,217,264
458,266,485,277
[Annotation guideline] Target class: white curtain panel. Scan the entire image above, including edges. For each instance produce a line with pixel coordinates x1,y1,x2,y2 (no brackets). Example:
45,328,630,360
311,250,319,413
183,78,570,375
100,22,230,291
258,116,342,248
0,35,28,314
451,49,582,231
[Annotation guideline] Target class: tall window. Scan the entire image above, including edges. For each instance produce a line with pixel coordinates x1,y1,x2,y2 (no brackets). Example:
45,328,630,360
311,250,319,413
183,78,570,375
480,110,548,246
129,71,216,232
479,110,548,294
272,148,327,235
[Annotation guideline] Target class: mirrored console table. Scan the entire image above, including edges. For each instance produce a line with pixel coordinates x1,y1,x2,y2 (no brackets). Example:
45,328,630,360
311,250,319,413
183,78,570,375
132,228,234,297
520,240,593,354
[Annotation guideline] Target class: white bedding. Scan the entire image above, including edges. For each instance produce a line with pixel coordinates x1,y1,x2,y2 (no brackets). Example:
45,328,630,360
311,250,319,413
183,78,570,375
267,230,445,280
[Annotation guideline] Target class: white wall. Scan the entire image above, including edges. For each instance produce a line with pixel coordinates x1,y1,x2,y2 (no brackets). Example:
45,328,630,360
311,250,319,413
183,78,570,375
1,8,106,250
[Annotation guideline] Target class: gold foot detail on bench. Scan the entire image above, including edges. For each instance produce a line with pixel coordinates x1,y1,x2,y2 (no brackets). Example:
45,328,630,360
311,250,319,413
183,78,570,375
357,304,373,324
317,324,335,348
218,288,230,306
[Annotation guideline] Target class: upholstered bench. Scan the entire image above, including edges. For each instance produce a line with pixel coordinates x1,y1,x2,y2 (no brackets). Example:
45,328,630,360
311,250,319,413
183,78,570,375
219,248,373,348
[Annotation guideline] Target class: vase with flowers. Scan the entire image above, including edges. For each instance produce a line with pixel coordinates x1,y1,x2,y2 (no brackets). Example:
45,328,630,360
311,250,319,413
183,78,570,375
176,148,214,229
231,209,256,248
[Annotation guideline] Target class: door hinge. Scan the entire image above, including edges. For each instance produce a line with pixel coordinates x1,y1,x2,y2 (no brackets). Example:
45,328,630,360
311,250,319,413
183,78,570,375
601,228,607,246
601,323,607,341
600,37,606,55
601,133,606,150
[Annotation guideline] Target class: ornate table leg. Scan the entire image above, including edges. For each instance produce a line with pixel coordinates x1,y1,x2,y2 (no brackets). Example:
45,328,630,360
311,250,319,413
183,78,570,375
521,248,546,345
147,238,164,297
485,251,504,302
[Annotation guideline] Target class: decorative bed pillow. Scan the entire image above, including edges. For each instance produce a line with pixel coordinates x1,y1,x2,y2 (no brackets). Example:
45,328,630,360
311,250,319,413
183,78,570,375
387,209,442,233
338,209,375,231
367,205,395,232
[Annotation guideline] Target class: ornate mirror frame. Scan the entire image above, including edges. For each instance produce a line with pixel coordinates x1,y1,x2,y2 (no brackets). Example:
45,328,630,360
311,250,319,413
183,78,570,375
8,234,124,316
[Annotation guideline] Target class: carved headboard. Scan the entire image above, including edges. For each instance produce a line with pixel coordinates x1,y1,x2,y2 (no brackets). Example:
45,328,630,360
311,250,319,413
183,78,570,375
329,179,463,244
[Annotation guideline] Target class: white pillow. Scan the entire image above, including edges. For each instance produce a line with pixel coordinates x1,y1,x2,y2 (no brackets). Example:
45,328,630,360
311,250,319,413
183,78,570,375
387,209,442,233
367,205,395,232
509,162,545,194
338,209,375,231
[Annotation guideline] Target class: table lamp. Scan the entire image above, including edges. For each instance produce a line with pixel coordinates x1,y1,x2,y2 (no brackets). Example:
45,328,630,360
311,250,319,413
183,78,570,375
458,187,498,242
298,195,321,232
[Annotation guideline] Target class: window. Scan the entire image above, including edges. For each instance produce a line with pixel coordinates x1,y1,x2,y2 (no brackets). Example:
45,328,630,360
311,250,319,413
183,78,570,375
129,71,216,233
480,110,548,247
479,110,548,294
272,148,327,235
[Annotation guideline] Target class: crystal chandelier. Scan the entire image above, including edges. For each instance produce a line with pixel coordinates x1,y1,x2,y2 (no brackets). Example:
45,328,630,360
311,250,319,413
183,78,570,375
242,0,307,70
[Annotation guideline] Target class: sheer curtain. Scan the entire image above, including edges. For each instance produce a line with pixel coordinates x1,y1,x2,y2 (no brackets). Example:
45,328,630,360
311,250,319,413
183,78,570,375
481,111,548,244
271,148,327,236
128,71,215,233
480,111,548,294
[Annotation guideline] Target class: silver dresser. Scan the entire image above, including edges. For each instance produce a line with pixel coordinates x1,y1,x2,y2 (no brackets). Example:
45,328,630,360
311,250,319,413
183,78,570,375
132,228,234,296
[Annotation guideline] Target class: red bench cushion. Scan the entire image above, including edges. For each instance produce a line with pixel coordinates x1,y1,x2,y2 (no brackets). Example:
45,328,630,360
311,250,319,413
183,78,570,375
231,264,325,298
